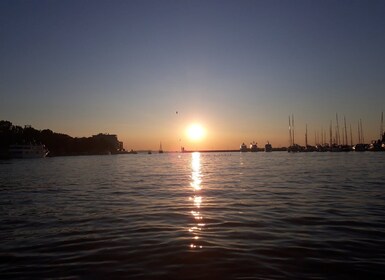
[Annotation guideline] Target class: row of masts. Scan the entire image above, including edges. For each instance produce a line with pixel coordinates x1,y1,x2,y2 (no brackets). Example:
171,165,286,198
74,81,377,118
289,112,384,147
332,114,354,146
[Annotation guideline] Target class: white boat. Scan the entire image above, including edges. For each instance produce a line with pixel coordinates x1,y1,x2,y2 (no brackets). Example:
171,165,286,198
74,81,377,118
9,144,49,158
240,143,248,152
250,142,258,152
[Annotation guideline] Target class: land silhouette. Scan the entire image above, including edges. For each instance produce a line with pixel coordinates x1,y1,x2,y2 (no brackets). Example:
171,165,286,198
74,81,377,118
2,120,384,158
0,120,124,157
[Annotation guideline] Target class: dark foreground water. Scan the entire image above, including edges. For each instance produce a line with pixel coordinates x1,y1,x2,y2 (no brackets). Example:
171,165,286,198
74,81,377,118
1,152,384,279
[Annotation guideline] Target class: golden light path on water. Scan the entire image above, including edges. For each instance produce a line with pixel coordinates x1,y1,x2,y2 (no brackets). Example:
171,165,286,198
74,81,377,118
189,152,204,249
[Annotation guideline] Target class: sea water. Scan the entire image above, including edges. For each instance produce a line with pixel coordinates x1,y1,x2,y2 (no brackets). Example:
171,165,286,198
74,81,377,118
1,152,384,279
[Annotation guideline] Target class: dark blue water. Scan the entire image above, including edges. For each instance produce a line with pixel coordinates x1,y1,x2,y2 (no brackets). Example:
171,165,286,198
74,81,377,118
1,152,384,279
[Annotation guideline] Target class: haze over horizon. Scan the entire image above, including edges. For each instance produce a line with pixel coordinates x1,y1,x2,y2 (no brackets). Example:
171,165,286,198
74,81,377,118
1,0,384,151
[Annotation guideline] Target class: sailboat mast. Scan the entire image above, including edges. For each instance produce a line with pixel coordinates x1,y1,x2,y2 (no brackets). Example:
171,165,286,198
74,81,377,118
329,120,333,146
358,120,361,144
289,116,292,146
381,112,384,139
344,116,348,146
360,119,364,143
305,124,308,147
323,129,326,144
350,124,353,146
292,114,295,145
336,113,340,145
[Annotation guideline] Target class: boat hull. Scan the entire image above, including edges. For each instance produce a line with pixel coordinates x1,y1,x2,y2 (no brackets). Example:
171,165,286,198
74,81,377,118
9,144,49,158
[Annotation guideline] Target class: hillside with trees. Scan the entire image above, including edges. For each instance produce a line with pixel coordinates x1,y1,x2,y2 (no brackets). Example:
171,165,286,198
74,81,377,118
0,120,124,157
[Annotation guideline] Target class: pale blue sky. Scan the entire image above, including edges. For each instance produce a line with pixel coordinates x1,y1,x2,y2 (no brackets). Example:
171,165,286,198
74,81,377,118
1,0,384,150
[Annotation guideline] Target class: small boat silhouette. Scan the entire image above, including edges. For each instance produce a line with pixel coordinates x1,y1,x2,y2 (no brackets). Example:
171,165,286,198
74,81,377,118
159,142,164,153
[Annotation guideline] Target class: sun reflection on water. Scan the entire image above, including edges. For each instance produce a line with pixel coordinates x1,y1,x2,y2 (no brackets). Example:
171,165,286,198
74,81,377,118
189,152,204,249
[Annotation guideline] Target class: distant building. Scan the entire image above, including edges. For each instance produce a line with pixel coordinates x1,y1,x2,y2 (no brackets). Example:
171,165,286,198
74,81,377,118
118,141,124,151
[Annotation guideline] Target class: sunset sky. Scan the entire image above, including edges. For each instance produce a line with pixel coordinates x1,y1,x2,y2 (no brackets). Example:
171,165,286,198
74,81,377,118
1,0,384,151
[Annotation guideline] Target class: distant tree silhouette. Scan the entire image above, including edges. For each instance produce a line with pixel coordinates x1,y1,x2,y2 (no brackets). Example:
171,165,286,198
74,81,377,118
0,120,122,157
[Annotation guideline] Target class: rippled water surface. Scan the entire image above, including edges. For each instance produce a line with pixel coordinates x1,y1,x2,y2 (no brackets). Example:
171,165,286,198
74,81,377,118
1,152,385,279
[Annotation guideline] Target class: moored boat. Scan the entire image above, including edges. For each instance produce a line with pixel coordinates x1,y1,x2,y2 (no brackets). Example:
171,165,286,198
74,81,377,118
264,141,272,152
250,142,258,152
9,144,49,158
287,144,303,153
240,143,248,152
353,144,367,152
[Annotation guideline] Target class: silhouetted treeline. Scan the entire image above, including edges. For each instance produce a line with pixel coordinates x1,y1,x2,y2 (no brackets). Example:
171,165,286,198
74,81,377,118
0,120,121,156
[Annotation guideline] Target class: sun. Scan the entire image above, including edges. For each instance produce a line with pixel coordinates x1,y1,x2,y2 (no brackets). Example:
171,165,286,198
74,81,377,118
187,124,206,141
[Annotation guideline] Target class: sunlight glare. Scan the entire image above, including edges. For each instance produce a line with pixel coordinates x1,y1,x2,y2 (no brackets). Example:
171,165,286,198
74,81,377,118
187,124,205,141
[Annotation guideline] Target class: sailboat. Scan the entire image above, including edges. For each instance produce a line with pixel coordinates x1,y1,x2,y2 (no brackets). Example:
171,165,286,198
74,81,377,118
368,112,385,151
288,115,301,152
159,142,164,153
